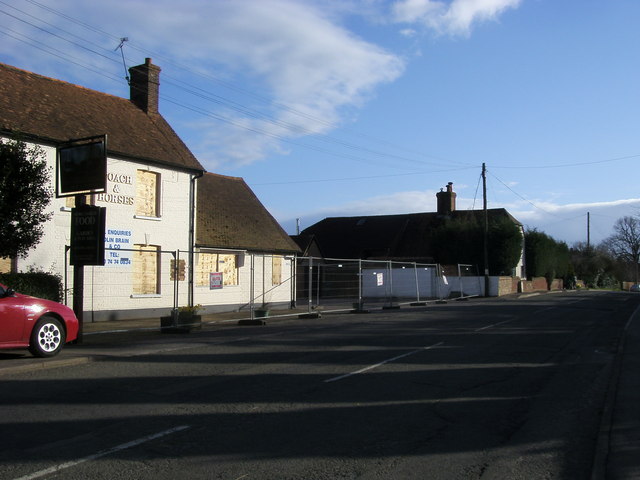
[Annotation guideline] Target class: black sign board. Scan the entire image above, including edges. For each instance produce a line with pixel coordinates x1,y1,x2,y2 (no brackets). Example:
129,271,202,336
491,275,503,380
70,205,106,266
57,135,107,197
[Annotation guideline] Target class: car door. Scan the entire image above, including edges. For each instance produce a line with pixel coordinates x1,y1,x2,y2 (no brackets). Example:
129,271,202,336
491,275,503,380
0,287,26,344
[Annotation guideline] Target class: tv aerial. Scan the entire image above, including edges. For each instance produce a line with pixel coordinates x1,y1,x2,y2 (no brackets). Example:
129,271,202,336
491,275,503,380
115,37,130,85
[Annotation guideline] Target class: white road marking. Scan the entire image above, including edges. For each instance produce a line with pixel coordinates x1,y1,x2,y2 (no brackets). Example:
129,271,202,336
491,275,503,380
13,425,191,480
324,342,444,383
475,319,513,331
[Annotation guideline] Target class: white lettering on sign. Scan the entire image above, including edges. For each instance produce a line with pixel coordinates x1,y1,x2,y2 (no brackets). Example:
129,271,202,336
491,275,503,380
96,172,135,206
104,229,133,267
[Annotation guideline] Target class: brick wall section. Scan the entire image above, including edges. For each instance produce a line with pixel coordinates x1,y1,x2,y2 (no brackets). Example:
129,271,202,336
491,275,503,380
519,277,563,293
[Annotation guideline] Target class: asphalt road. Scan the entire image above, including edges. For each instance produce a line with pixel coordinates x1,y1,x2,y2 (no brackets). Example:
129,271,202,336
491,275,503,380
0,290,636,480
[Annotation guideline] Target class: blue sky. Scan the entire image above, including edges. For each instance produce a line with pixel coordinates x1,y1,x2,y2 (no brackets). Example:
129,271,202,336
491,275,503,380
1,0,638,246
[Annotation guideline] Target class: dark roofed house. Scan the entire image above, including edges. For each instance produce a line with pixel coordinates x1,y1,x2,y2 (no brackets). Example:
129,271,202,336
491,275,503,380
300,183,525,278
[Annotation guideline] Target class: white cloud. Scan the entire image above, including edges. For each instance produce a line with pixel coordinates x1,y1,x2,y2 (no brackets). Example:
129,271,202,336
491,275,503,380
0,0,404,168
391,0,522,36
138,0,406,167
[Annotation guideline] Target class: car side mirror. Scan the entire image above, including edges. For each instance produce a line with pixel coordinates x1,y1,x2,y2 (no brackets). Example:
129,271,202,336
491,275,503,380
2,288,15,298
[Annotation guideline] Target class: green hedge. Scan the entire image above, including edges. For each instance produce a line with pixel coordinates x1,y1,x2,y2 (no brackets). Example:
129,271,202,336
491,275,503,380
0,272,63,302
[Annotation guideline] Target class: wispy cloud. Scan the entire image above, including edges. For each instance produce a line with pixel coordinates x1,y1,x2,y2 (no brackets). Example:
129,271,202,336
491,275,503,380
0,0,404,168
183,1,405,167
391,0,522,36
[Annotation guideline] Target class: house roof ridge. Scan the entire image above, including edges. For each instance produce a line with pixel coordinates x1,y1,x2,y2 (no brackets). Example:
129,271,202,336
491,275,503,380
203,171,244,181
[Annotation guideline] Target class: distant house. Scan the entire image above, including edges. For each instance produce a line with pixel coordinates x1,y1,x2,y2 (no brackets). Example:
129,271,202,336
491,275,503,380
195,172,300,312
299,183,525,278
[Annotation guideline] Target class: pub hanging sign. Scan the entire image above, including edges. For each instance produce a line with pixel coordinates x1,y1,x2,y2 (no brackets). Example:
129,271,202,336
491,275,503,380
70,205,106,266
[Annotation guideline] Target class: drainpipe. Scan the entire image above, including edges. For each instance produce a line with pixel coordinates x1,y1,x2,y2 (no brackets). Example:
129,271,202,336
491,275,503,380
188,170,204,307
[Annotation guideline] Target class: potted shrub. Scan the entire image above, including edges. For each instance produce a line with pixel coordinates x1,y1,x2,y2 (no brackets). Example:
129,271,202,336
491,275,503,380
254,304,270,318
161,304,202,333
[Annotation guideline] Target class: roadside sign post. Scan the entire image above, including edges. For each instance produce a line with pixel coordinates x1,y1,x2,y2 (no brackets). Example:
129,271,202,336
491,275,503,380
56,135,108,343
70,201,106,343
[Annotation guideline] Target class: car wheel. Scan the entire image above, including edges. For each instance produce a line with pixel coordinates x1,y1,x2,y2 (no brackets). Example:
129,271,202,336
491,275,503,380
28,316,66,358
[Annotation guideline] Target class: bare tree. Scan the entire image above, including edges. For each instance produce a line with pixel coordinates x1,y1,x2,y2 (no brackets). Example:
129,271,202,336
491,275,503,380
603,216,640,283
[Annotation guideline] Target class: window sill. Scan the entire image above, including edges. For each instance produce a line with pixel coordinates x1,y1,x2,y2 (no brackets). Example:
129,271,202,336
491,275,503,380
134,215,162,221
130,294,162,299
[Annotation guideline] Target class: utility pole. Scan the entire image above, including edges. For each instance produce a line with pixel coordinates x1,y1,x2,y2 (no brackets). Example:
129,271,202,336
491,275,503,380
482,163,489,296
587,212,591,252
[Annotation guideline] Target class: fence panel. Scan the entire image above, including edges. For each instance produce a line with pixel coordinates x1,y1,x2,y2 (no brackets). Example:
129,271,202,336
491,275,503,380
65,250,483,322
296,257,449,312
65,247,184,322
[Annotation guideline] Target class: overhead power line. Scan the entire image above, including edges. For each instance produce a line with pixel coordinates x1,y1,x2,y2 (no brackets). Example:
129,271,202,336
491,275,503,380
5,0,474,171
5,0,640,181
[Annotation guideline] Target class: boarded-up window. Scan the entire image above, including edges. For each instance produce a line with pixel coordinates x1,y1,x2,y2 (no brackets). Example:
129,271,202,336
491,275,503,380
219,254,237,285
272,256,283,285
196,253,217,287
0,257,12,274
133,244,159,294
196,252,239,287
135,170,159,217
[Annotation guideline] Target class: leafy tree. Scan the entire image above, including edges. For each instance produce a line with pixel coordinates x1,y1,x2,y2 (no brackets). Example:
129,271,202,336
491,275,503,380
602,216,640,283
429,214,523,275
525,229,569,286
570,241,619,288
0,139,53,259
488,217,524,275
429,216,481,267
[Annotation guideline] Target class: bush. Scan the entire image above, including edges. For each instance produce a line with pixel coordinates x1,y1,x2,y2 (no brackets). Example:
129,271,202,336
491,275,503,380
0,271,63,302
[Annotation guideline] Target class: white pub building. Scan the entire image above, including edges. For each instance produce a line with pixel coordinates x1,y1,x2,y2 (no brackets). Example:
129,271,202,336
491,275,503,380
0,59,299,322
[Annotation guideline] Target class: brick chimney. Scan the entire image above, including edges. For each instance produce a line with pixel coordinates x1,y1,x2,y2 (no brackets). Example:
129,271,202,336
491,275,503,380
436,182,456,215
129,58,160,114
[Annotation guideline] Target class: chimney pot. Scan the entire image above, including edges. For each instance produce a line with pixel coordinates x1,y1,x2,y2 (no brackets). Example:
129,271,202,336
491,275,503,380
436,182,456,215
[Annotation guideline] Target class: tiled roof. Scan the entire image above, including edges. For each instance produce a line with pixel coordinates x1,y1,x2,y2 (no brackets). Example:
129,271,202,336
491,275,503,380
0,62,203,172
301,208,521,261
196,173,300,254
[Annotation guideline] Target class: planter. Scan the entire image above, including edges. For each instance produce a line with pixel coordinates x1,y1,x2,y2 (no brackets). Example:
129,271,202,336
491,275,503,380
161,312,202,333
254,308,270,318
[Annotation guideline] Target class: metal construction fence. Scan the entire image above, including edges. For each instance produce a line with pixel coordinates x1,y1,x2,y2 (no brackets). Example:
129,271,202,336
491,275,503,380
61,248,484,321
294,257,484,314
63,248,297,322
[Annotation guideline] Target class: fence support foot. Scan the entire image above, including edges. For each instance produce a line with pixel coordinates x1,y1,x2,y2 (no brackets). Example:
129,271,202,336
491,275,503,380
238,319,267,326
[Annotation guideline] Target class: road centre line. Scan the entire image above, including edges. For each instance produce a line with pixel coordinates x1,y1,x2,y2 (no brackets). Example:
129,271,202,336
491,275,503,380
475,307,555,332
12,425,191,480
324,342,444,383
475,319,513,332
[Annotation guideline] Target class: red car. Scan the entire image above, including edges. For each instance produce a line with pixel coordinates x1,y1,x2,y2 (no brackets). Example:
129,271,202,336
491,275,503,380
0,283,79,357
